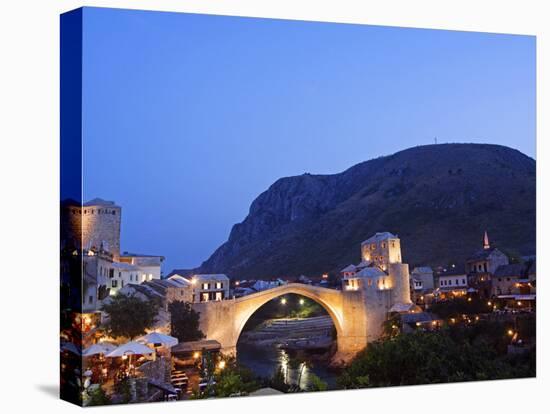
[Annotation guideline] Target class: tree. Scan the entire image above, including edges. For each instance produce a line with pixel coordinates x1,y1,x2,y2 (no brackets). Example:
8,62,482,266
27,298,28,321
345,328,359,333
337,328,535,389
85,384,111,406
307,373,328,392
101,294,158,339
168,300,205,342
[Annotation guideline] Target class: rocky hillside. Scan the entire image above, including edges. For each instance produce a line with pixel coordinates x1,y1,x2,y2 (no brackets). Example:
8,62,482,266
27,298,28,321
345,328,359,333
195,144,536,279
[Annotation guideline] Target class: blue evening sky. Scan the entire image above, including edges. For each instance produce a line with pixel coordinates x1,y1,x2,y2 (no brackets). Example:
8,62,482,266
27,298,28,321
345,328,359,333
81,7,535,273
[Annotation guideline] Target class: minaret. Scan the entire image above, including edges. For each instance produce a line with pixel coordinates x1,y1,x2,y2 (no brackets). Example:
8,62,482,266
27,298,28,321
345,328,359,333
483,231,490,250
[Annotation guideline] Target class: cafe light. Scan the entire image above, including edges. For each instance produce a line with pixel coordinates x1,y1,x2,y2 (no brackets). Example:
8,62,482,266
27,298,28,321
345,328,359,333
193,352,200,359
218,360,226,370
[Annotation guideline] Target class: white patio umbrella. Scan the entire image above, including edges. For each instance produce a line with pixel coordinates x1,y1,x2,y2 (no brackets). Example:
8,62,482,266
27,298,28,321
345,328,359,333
137,332,178,348
60,342,81,355
105,341,154,357
82,342,116,357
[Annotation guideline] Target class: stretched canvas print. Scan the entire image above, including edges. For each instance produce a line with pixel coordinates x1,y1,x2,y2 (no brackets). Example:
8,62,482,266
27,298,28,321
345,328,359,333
60,7,536,406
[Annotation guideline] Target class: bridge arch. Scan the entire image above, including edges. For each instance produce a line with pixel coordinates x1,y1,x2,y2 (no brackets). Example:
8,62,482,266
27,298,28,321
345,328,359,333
193,282,369,361
233,283,344,345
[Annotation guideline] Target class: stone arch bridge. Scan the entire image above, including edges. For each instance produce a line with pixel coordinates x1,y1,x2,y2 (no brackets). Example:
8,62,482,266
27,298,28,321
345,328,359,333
192,283,391,361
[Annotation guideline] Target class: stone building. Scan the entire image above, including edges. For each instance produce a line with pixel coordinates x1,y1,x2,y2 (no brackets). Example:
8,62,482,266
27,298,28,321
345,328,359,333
411,266,435,290
360,232,402,271
62,198,165,312
61,198,122,260
191,274,230,302
492,261,536,297
120,252,164,280
466,232,509,298
340,232,415,339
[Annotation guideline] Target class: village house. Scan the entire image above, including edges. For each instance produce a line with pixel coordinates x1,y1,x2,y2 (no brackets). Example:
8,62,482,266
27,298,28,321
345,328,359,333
492,260,536,310
168,273,230,303
435,271,469,299
466,232,509,298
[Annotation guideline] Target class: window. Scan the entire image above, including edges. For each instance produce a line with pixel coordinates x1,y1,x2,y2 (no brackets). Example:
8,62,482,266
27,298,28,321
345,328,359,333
201,293,209,302
118,272,122,278
215,292,223,301
216,282,223,289
202,283,210,290
109,269,114,278
88,295,93,304
455,279,459,285
112,280,118,288
367,279,372,286
462,279,466,285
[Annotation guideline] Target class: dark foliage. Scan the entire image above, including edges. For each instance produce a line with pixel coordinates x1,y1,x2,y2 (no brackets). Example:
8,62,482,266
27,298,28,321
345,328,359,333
337,327,535,389
102,295,158,339
168,300,205,342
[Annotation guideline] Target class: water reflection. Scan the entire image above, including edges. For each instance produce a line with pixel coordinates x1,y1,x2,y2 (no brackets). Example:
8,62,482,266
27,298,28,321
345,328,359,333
237,342,336,390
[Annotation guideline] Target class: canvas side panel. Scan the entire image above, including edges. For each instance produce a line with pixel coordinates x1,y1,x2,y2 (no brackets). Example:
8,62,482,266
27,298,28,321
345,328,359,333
60,7,84,407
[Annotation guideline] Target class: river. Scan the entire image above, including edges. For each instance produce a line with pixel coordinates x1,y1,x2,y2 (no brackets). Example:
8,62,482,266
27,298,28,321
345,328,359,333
236,341,338,390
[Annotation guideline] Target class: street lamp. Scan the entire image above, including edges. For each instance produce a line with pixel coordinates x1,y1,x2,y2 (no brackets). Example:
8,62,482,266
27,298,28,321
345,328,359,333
299,298,305,305
281,298,287,305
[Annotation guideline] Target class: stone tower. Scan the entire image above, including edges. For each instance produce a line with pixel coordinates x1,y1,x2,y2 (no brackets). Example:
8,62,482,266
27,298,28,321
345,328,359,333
61,198,121,260
360,232,402,270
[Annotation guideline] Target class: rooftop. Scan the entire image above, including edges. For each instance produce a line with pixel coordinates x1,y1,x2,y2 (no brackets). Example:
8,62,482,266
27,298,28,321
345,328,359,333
467,247,505,262
355,266,386,279
171,340,221,353
494,263,526,278
190,273,230,281
121,252,165,259
412,266,433,274
83,198,119,207
340,264,357,273
361,232,398,245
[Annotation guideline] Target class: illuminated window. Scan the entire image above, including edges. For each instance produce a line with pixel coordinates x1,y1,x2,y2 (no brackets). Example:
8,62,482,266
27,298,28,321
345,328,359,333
216,282,223,289
215,292,223,301
202,283,209,290
201,293,209,302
